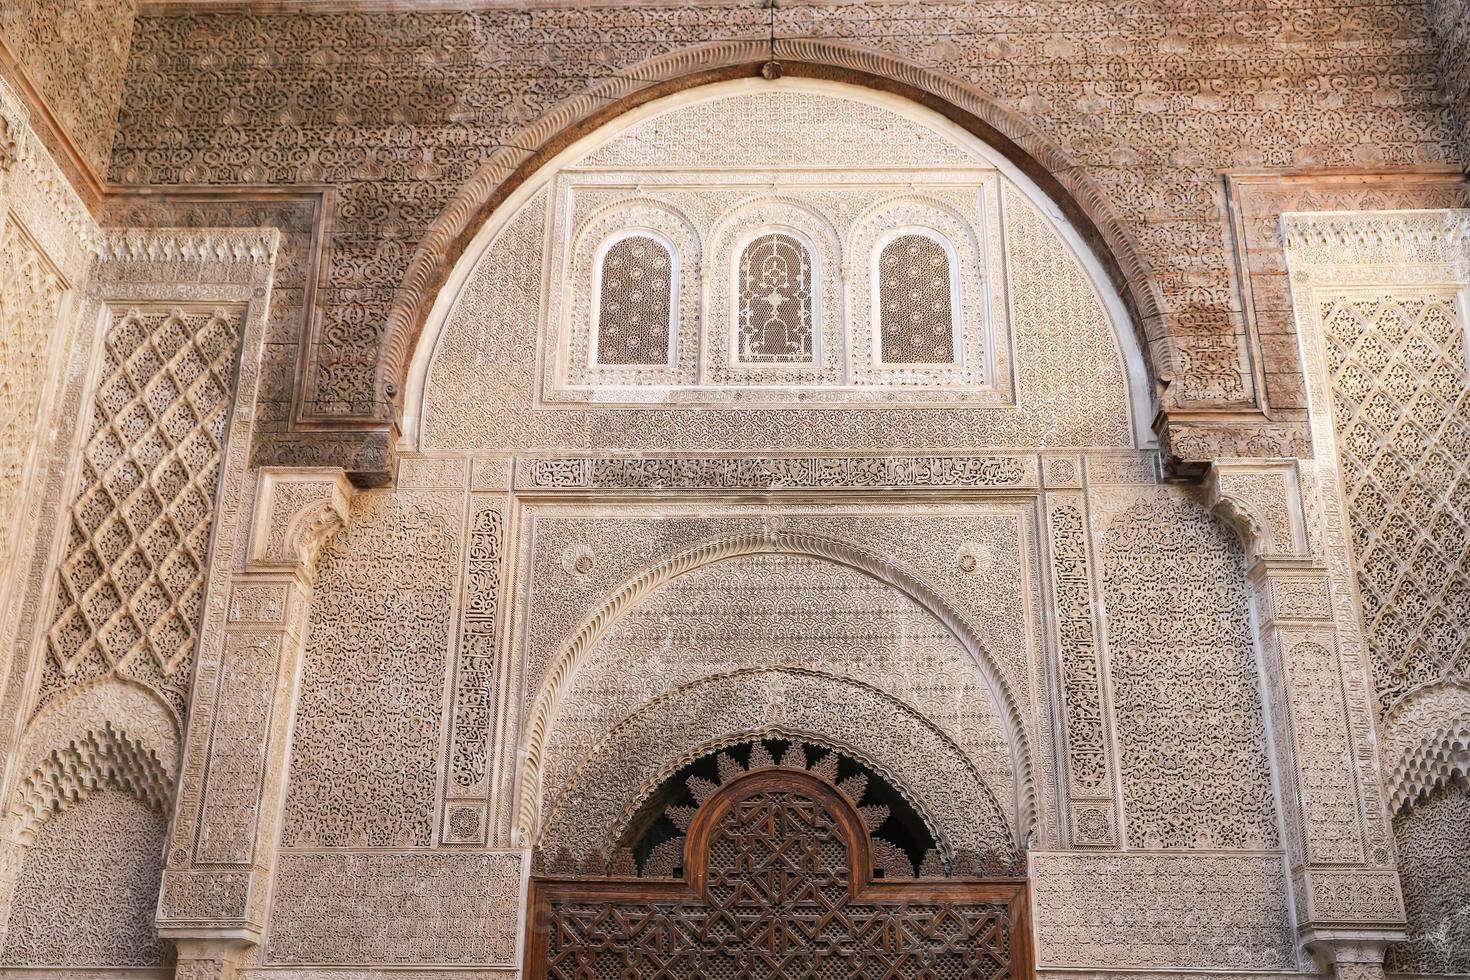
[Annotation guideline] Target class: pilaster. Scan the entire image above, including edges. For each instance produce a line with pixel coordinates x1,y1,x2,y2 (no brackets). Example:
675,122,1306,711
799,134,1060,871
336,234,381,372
156,467,353,947
1206,459,1406,974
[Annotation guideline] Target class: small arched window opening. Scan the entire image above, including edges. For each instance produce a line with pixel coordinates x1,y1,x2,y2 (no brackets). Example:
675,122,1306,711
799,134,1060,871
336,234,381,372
593,233,676,367
736,232,817,364
876,231,959,365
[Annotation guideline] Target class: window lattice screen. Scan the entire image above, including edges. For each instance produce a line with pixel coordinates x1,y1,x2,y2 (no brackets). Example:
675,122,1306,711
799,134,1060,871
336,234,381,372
737,233,814,364
595,235,673,367
878,234,956,364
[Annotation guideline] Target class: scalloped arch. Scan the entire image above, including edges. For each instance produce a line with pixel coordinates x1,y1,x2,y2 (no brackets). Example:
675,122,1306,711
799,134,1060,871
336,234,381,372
538,667,1014,862
384,41,1164,409
514,530,1037,847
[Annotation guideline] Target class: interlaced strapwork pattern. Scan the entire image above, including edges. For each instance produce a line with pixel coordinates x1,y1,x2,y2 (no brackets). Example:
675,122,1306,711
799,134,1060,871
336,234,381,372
1100,494,1278,849
540,777,1018,979
0,220,66,579
1387,777,1470,973
38,308,242,719
1321,294,1470,716
737,233,814,364
878,233,956,364
594,234,672,366
0,790,170,967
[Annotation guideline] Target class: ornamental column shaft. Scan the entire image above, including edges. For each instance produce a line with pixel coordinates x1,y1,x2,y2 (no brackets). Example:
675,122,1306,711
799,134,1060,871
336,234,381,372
156,468,354,978
1208,459,1405,976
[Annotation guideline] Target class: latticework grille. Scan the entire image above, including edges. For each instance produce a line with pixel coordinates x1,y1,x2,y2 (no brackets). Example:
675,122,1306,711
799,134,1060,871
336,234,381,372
879,233,956,364
737,233,814,364
594,234,673,366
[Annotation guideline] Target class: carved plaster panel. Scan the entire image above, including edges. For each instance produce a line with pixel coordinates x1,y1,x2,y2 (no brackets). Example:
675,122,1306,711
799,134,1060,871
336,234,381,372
281,489,465,848
1284,210,1470,858
34,305,246,720
540,667,1013,862
264,851,523,967
506,502,1051,849
1386,777,1470,973
1092,487,1280,850
1030,851,1296,970
537,551,1018,855
0,790,170,968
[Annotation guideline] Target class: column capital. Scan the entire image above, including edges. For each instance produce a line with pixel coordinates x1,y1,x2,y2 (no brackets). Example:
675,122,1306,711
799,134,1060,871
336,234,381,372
245,467,355,574
1203,458,1308,562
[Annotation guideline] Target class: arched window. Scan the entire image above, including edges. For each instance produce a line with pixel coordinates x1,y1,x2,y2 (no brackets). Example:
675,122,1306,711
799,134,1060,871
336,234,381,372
876,232,957,364
594,234,675,367
736,232,816,364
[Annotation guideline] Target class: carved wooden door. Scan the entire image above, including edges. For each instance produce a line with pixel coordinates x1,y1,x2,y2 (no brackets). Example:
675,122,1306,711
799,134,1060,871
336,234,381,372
526,767,1032,978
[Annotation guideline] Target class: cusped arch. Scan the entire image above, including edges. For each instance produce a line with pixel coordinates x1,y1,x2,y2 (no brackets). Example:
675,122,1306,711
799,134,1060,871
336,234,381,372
516,530,1036,847
538,666,1016,863
387,45,1163,413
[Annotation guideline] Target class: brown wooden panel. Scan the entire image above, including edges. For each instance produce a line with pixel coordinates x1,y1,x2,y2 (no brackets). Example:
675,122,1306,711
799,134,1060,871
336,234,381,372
527,767,1033,979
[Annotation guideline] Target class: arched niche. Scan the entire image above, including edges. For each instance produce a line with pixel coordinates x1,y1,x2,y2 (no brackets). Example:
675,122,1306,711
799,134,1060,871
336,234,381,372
404,77,1151,451
382,50,1165,421
0,678,178,969
516,534,1034,853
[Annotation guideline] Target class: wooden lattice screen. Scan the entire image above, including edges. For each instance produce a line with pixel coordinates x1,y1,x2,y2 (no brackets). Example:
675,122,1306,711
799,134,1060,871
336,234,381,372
526,767,1033,978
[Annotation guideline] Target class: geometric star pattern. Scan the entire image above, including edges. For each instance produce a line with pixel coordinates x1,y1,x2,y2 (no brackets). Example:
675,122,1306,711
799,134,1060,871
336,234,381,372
534,768,1023,979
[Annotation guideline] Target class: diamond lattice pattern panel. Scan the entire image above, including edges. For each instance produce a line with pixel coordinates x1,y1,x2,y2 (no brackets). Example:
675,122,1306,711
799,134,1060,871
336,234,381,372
38,308,242,719
1322,294,1470,716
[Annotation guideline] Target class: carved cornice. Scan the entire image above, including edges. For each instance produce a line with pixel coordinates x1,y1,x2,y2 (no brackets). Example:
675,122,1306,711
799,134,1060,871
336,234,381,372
1281,208,1470,287
245,467,355,574
97,228,279,266
0,78,98,269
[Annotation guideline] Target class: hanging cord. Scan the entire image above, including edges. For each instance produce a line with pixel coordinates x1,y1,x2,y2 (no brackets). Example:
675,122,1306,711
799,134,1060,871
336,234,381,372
762,0,783,80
